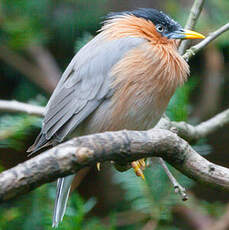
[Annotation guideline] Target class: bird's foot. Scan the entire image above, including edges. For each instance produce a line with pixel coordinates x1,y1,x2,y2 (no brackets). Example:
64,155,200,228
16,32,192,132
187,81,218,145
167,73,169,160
131,159,146,180
113,159,146,180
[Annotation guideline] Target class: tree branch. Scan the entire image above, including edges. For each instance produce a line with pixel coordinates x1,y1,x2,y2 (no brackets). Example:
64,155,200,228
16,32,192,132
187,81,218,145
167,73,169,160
179,0,205,55
155,108,229,143
158,157,187,201
173,108,229,142
0,100,44,116
183,22,229,61
0,129,229,202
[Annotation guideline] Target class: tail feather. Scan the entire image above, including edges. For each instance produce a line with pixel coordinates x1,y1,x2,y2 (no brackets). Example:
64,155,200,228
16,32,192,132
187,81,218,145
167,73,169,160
52,175,75,228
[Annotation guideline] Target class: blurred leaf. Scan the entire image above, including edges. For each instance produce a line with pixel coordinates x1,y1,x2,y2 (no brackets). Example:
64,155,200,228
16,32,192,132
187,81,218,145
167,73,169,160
167,79,197,121
74,32,93,52
0,114,41,150
200,200,226,219
113,163,193,225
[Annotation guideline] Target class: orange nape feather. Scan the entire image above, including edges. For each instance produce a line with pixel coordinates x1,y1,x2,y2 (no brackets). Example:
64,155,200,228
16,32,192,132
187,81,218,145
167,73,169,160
101,14,170,44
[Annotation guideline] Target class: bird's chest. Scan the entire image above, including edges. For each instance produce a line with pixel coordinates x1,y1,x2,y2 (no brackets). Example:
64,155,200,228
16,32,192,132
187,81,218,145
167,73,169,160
109,79,174,131
108,46,188,131
81,90,168,134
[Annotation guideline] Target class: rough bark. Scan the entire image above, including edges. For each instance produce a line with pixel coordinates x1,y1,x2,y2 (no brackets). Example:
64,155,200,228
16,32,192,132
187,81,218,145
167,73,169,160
0,129,229,202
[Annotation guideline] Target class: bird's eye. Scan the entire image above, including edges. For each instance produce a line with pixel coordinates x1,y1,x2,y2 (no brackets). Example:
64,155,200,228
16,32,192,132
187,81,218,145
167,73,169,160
156,24,164,33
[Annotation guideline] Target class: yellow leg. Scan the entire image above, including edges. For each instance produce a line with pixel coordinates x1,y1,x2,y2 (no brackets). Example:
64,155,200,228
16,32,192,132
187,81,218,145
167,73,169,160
131,159,145,180
96,162,101,171
138,159,146,170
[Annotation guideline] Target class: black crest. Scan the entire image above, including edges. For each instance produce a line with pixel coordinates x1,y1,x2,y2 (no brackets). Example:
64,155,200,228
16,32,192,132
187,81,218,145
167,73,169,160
107,8,183,34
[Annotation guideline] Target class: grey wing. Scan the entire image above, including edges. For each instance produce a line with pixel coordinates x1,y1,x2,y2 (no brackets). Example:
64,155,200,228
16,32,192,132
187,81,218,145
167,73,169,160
29,36,145,152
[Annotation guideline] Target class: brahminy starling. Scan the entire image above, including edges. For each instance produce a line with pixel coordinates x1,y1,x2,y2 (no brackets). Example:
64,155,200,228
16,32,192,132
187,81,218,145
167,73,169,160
28,8,205,227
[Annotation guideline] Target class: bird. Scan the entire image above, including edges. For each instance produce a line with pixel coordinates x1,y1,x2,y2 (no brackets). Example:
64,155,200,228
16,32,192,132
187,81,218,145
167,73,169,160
28,8,205,227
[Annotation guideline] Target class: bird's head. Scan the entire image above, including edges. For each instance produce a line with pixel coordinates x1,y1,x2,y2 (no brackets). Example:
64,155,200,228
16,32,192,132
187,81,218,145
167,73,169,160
102,8,205,43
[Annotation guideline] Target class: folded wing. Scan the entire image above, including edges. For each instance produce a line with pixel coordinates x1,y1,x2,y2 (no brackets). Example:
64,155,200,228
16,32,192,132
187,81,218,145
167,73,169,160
28,36,145,153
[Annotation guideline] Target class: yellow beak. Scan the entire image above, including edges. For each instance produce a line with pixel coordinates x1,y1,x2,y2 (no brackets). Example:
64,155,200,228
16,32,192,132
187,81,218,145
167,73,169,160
183,29,205,39
169,29,205,40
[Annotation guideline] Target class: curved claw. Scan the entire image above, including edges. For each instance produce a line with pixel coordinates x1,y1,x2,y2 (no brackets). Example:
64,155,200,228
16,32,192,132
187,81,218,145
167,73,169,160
139,159,146,170
96,162,101,171
131,161,145,180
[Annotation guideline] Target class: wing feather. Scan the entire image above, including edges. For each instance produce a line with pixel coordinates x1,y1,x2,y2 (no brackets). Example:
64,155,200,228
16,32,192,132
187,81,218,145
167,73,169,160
44,89,75,123
45,100,88,139
55,100,101,141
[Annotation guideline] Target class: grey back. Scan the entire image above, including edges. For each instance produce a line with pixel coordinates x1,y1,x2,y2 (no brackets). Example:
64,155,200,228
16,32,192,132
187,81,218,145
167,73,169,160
41,35,145,143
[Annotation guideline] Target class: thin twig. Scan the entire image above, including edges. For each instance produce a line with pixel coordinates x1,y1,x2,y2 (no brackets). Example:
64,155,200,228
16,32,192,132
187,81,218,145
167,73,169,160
0,100,44,116
158,158,188,201
170,108,229,143
0,128,229,202
183,22,229,61
179,0,205,54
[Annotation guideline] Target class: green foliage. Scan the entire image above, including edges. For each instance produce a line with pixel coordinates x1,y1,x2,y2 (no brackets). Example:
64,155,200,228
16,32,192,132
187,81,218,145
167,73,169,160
167,78,212,157
0,94,46,151
0,184,111,230
1,0,50,48
0,114,41,150
156,227,180,230
166,79,197,122
113,163,193,228
0,0,107,51
12,80,45,102
200,201,226,219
